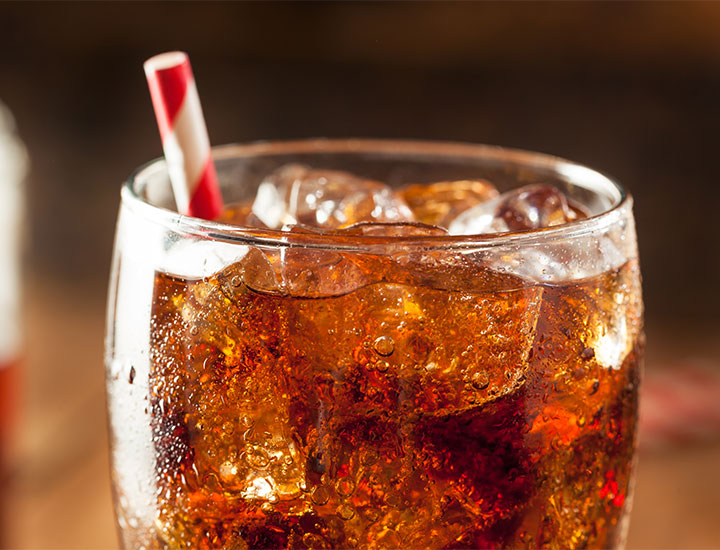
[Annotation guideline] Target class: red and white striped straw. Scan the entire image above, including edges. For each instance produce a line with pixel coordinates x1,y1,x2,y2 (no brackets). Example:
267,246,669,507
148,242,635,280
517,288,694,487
144,51,223,220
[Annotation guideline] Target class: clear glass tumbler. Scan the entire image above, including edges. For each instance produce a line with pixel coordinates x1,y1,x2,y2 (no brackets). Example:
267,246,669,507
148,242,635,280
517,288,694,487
105,140,643,550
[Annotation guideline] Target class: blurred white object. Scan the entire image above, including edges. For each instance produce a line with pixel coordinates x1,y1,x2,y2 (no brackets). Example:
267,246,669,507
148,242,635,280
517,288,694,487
0,101,28,364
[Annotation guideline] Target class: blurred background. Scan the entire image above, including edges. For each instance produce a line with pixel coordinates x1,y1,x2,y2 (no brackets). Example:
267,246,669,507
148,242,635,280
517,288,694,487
0,1,719,548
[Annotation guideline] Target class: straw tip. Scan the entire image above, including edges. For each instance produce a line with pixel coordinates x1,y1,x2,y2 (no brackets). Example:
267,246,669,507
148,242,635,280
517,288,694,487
144,51,189,75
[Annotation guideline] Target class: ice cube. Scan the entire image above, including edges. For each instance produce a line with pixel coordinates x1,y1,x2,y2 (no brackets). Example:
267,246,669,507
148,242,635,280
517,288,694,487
276,225,374,297
251,164,415,229
338,222,520,294
448,184,585,236
400,179,498,228
447,196,506,235
497,184,582,231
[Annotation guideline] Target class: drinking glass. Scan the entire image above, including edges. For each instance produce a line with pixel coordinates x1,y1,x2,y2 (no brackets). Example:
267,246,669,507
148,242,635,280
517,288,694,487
105,140,643,550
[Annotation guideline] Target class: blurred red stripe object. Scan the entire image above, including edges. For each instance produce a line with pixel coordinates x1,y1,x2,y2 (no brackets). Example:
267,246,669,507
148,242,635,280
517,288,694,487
639,362,720,451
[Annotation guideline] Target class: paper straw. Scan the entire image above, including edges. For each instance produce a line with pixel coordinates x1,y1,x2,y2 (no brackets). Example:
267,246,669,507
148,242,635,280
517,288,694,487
144,51,223,220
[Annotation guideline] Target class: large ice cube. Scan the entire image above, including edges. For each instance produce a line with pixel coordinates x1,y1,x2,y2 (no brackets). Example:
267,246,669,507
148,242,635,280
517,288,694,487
400,179,498,228
448,184,585,235
251,164,415,229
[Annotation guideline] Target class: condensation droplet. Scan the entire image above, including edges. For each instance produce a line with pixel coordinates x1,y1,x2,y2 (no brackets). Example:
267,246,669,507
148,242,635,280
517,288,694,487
247,448,270,469
311,485,330,505
303,533,326,549
335,478,355,497
471,370,489,390
373,336,395,357
360,449,379,466
230,275,242,287
240,415,254,428
376,360,389,373
363,507,380,523
336,503,355,520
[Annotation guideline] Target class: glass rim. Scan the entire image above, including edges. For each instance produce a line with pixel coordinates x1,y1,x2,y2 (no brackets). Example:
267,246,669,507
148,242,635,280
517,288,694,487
121,138,630,251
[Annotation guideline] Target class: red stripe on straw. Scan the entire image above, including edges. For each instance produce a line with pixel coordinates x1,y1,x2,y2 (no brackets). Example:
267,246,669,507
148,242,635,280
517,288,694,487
145,56,191,141
188,157,224,220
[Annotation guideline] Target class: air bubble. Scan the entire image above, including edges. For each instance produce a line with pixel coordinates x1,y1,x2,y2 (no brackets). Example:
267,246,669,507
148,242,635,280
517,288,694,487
376,361,390,373
373,336,395,357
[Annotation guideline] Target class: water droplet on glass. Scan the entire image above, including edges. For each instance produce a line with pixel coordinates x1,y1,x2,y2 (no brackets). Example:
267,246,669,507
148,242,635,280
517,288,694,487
303,533,326,549
311,485,330,505
376,360,390,373
471,370,490,390
373,335,395,356
363,508,380,523
336,503,355,520
335,478,355,497
128,366,136,384
247,448,270,469
240,415,254,428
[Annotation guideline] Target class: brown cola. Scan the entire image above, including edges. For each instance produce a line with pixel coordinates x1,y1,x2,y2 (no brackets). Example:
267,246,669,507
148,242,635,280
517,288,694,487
144,244,642,549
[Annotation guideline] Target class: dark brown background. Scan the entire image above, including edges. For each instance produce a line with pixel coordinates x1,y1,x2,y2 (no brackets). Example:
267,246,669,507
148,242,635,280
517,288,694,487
0,1,718,323
1,2,719,548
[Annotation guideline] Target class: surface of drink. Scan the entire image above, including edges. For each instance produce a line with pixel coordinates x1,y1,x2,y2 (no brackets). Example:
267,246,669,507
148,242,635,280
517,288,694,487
106,142,643,550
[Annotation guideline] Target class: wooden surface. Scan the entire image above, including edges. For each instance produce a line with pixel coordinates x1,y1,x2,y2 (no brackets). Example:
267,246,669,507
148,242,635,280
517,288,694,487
4,277,720,549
